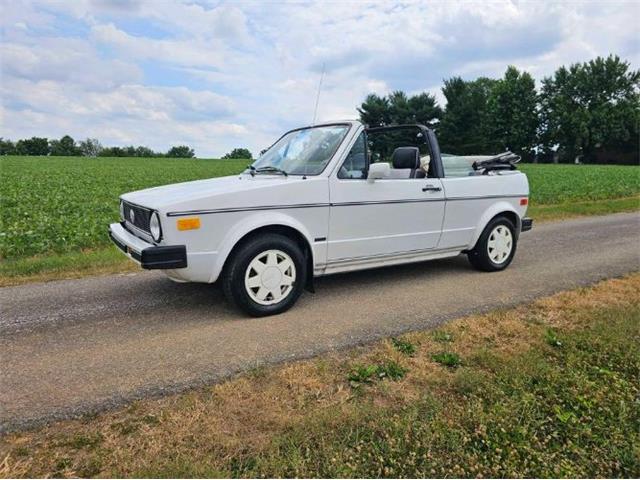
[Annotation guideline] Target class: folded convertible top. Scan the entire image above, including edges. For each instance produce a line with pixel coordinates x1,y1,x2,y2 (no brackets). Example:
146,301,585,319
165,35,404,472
472,151,521,174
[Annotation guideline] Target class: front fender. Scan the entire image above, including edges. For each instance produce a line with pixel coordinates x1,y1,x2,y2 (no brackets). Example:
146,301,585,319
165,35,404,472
468,201,521,249
209,212,316,283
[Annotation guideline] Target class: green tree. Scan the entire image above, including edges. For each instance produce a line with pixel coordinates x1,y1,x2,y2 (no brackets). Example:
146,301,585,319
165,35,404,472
49,135,81,156
16,137,49,155
0,138,16,155
407,92,443,127
488,66,539,160
79,138,102,157
99,146,126,157
540,55,640,163
387,91,411,123
357,93,391,127
438,77,498,155
222,147,253,160
166,145,195,158
134,146,157,157
358,91,441,127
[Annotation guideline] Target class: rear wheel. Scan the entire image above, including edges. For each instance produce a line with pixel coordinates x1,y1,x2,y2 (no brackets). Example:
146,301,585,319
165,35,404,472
222,233,306,316
468,216,517,272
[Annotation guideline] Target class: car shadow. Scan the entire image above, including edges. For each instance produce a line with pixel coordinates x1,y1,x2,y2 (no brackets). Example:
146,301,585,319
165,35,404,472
5,254,474,334
148,254,472,318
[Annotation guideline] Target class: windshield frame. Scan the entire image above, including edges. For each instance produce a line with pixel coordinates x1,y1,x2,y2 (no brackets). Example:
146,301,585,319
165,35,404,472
249,122,352,177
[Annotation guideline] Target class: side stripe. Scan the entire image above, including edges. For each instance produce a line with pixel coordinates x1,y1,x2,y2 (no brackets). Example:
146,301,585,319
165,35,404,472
166,194,528,217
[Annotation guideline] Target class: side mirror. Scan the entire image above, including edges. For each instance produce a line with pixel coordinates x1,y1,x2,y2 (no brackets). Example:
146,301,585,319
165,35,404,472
367,162,390,182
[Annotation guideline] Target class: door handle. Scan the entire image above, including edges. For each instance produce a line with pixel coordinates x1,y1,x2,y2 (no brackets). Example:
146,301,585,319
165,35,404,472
422,184,442,192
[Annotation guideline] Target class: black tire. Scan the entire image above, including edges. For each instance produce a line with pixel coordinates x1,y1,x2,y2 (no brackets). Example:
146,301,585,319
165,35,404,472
467,215,518,272
222,233,306,317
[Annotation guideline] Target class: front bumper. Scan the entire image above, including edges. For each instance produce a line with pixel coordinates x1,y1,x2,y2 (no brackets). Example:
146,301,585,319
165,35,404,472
521,217,533,232
109,222,187,270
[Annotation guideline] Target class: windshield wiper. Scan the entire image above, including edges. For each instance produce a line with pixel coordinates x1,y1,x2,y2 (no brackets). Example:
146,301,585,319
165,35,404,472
246,164,256,177
254,166,288,177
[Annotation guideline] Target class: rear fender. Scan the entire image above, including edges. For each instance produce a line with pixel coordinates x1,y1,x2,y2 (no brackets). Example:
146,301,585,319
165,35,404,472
468,201,521,249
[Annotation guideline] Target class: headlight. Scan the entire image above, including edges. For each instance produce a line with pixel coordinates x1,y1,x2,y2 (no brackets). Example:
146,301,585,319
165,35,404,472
150,211,162,242
119,200,124,221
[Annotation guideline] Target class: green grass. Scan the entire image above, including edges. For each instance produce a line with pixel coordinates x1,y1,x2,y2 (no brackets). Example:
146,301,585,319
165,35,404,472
527,195,640,221
0,247,133,286
1,157,638,283
233,307,640,478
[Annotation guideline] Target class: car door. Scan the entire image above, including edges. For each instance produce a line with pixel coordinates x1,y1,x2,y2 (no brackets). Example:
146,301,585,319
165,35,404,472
327,131,445,261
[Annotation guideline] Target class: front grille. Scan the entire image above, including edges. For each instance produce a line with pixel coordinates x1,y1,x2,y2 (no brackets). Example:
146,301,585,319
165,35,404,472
123,201,152,233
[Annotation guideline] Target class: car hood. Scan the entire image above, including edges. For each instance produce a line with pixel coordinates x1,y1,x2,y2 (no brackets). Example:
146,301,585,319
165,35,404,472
120,174,327,213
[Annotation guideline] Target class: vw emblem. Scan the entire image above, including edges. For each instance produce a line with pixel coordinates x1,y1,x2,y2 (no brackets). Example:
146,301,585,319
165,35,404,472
129,209,135,223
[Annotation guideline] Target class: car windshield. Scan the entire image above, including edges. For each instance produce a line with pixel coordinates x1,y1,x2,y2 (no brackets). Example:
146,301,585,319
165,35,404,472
250,125,349,176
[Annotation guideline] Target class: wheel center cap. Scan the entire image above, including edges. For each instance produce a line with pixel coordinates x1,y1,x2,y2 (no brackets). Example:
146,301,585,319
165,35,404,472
261,267,282,288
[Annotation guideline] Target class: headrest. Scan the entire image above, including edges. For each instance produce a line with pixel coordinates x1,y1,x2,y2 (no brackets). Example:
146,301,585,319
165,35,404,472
391,147,420,169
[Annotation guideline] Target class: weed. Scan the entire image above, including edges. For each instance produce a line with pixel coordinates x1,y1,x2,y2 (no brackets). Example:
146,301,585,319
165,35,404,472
54,457,72,472
347,365,378,385
391,337,417,355
348,361,408,386
247,364,268,379
545,328,563,347
376,361,408,380
142,414,161,426
64,433,103,450
111,420,139,435
433,330,454,342
13,446,30,457
77,456,103,477
432,351,462,368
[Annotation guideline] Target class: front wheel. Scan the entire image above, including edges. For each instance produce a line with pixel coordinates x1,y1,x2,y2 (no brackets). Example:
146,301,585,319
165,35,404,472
222,233,306,316
467,216,517,272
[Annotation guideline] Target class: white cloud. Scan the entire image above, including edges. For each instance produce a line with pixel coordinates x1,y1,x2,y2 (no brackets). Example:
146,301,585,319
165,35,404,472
90,23,227,69
1,0,638,157
1,37,143,90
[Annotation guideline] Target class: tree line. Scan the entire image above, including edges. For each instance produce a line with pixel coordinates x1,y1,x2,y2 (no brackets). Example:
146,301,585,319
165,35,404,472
0,135,196,158
358,55,639,164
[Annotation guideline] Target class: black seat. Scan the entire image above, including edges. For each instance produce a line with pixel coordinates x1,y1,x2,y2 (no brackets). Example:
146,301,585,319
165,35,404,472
391,147,424,178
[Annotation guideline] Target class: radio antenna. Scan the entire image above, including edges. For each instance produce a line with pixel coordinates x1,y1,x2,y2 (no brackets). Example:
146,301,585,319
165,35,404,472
312,62,325,124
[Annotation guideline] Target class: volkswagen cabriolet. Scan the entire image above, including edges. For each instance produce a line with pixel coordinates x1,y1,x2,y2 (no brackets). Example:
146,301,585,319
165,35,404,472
109,121,532,316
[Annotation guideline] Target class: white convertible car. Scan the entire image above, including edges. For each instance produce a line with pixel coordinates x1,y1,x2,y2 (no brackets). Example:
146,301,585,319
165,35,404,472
109,121,532,316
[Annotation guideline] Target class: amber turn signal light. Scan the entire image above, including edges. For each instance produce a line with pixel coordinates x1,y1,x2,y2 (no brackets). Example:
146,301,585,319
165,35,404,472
177,217,201,231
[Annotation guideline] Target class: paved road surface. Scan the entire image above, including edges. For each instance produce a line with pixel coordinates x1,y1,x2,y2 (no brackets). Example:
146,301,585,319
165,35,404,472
1,212,639,433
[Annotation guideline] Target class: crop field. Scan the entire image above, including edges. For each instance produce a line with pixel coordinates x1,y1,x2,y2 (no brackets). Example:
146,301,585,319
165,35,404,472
1,156,246,259
519,163,640,204
1,156,638,265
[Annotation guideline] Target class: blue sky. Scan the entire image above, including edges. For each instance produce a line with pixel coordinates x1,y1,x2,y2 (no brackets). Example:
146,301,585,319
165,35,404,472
2,0,639,157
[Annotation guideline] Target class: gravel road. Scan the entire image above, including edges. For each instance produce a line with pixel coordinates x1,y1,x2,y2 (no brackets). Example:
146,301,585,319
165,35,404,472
1,212,639,433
